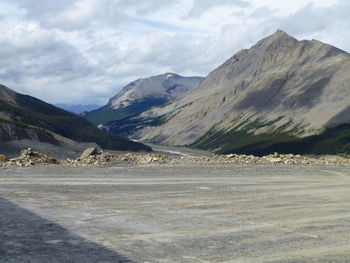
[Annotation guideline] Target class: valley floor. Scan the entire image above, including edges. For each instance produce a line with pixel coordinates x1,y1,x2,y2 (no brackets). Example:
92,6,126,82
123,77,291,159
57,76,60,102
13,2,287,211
1,164,350,262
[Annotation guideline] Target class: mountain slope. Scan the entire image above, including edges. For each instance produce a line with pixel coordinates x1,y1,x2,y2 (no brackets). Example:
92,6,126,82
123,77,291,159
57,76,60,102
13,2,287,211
55,104,101,114
83,73,203,126
0,84,150,152
115,30,350,154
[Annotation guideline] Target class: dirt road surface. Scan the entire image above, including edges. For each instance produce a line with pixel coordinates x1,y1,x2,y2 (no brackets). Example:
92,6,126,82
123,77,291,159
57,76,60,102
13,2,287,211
1,164,350,262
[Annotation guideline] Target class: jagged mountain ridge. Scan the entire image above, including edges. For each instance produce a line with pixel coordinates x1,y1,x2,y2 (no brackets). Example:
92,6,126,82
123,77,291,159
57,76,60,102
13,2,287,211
0,84,150,156
113,30,350,154
83,73,203,125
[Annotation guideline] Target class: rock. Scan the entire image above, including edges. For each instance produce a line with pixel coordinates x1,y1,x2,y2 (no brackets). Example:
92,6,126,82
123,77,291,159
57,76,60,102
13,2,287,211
80,148,98,160
5,149,59,167
266,157,283,163
20,148,33,157
0,155,7,163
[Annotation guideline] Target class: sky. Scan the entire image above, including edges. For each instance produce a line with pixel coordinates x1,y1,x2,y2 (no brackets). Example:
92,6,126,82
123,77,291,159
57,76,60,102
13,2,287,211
0,0,348,105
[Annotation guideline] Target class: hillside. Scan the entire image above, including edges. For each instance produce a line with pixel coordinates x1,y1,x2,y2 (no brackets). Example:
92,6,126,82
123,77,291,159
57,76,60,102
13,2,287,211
111,30,350,155
0,84,150,153
55,104,101,114
83,73,203,126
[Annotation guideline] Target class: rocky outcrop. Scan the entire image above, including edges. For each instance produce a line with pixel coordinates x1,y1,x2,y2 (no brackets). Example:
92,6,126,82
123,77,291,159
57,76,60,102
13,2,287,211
125,31,350,149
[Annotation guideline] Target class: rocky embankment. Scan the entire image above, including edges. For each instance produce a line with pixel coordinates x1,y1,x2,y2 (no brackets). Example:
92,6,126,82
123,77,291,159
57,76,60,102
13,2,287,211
1,148,350,167
0,148,58,167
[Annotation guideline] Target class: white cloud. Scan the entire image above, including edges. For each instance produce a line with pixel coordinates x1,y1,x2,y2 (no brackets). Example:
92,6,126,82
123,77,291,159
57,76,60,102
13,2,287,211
0,0,348,105
187,0,250,18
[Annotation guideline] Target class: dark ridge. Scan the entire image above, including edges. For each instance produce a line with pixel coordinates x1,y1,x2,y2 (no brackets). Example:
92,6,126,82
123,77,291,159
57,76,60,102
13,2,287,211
0,85,150,152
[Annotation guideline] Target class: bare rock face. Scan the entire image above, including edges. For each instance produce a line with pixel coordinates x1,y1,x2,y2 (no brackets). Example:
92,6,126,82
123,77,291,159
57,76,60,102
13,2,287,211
83,73,203,126
80,148,98,160
128,30,350,146
107,73,203,110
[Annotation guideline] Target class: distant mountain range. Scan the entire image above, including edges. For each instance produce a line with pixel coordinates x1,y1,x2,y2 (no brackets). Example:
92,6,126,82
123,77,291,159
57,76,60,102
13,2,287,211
103,30,350,155
3,30,350,156
82,73,203,127
55,104,101,114
0,84,150,157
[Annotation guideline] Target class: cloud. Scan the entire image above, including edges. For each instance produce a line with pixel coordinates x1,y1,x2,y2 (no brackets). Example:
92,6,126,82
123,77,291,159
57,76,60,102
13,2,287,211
19,0,129,31
0,22,99,102
0,0,349,105
187,0,250,17
278,4,341,35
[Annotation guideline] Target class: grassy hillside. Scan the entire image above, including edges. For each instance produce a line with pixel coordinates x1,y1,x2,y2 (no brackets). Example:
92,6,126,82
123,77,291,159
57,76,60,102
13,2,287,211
192,123,350,156
83,97,168,125
0,93,150,151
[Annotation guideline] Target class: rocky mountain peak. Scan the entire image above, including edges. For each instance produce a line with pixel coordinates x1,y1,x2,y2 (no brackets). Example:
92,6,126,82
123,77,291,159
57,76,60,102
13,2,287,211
105,73,203,110
253,30,299,51
119,31,350,150
267,29,296,41
83,73,203,125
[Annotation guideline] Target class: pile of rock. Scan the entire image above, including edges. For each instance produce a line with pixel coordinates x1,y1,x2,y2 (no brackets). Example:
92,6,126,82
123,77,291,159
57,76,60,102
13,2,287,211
65,150,112,166
1,147,350,168
64,148,169,166
260,153,308,165
0,148,58,167
172,152,350,166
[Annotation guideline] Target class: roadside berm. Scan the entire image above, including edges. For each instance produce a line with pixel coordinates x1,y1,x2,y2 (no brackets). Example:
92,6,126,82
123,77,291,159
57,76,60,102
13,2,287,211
1,147,350,167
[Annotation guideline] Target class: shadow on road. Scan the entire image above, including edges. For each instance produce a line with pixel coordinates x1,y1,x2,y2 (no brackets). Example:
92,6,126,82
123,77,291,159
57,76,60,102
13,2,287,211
0,197,136,263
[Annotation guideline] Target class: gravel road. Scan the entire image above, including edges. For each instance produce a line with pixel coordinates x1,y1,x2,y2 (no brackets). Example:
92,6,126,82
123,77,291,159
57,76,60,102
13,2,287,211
1,164,350,262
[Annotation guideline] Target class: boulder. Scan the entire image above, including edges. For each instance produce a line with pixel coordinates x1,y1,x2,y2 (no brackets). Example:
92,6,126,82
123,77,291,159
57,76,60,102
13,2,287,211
266,157,283,163
80,148,98,160
20,148,33,157
0,155,7,163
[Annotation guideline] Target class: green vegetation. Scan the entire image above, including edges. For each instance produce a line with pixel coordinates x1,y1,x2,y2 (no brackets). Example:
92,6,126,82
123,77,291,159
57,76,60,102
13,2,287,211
84,97,168,125
191,118,350,156
0,95,150,151
192,117,288,150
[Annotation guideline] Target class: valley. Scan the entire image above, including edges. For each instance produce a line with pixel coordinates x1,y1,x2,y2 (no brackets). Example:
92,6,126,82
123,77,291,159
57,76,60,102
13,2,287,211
1,2,350,262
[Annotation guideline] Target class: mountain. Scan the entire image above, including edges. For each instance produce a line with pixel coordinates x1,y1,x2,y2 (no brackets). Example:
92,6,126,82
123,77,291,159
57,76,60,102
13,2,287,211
82,73,203,126
55,104,101,114
0,84,150,157
110,30,350,155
